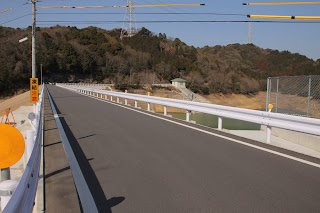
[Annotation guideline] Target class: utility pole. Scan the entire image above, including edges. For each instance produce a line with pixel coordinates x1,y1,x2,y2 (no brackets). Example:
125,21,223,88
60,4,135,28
32,0,37,112
247,22,252,44
40,64,43,85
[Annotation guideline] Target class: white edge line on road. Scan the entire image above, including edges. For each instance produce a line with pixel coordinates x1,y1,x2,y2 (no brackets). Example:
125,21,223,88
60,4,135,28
72,89,320,169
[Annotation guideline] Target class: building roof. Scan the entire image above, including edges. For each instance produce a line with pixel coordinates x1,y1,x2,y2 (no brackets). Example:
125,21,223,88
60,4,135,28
171,78,186,82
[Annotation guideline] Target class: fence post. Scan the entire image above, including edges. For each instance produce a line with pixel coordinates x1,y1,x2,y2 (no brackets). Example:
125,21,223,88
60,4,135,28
276,78,279,113
218,116,223,130
164,106,167,116
307,76,312,117
266,78,270,111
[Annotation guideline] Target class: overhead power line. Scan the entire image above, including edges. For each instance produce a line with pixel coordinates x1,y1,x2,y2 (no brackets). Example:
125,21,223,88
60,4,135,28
248,15,320,19
36,20,320,23
243,2,320,5
37,12,245,16
0,8,13,14
0,14,31,25
37,4,205,9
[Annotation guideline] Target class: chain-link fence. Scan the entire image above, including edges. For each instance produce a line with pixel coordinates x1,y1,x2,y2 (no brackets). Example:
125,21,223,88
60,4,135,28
266,75,320,119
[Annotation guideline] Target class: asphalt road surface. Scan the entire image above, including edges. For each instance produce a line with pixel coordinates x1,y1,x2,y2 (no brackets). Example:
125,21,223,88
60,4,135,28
45,85,320,213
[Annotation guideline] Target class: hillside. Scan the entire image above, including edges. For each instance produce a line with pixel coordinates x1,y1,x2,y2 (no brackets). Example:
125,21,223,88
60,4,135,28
1,26,319,97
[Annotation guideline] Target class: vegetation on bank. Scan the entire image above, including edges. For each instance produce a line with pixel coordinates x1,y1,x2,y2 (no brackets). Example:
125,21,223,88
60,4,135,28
1,26,319,97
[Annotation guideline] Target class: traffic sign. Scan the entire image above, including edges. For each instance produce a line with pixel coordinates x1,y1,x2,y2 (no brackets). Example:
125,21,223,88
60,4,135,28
30,78,38,103
0,124,25,169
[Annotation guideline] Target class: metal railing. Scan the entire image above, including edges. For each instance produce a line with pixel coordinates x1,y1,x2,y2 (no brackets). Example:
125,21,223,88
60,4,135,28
58,84,320,143
266,75,320,119
3,86,44,213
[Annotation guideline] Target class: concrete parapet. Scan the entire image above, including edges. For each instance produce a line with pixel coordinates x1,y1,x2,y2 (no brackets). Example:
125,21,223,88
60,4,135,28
261,126,320,152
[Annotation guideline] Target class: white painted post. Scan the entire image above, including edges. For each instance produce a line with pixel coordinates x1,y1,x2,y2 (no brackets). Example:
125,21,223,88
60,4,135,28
105,94,108,100
186,110,191,121
0,180,18,211
164,106,167,115
266,125,272,143
117,97,119,103
111,96,113,102
135,100,138,108
26,130,35,160
218,116,223,130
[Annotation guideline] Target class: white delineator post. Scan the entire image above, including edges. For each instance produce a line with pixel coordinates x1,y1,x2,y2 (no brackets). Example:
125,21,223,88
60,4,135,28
135,100,138,108
117,97,120,103
164,106,167,116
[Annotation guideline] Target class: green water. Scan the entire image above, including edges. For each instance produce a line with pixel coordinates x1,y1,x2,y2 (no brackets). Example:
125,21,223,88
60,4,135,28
168,113,261,130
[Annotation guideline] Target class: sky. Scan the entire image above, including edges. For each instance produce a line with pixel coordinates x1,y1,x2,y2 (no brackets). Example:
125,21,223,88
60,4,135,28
1,0,320,60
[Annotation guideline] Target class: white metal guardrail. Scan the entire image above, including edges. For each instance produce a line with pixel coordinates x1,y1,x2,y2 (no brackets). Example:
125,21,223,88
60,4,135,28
57,84,320,143
2,86,44,213
45,87,99,213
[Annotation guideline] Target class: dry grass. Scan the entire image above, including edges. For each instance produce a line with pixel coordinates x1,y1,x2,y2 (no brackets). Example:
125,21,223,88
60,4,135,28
0,86,42,114
203,92,267,110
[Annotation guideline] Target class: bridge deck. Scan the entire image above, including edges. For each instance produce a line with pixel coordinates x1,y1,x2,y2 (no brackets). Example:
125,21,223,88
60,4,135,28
44,85,320,212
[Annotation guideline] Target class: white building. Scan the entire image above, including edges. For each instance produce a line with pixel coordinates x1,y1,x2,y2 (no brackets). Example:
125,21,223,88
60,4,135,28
171,78,186,88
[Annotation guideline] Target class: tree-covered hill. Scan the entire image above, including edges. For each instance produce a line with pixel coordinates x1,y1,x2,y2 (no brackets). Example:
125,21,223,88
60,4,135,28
0,26,319,97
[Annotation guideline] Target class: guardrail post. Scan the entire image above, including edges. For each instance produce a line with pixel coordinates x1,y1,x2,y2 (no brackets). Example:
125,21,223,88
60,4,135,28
105,94,108,100
218,116,223,130
266,125,272,143
111,95,113,102
125,90,128,105
147,92,151,111
26,130,35,161
186,110,191,121
135,100,138,108
164,106,167,115
117,97,119,103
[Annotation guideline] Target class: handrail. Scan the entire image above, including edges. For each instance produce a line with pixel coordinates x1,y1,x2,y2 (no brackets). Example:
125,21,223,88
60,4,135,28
58,84,320,140
3,86,44,213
